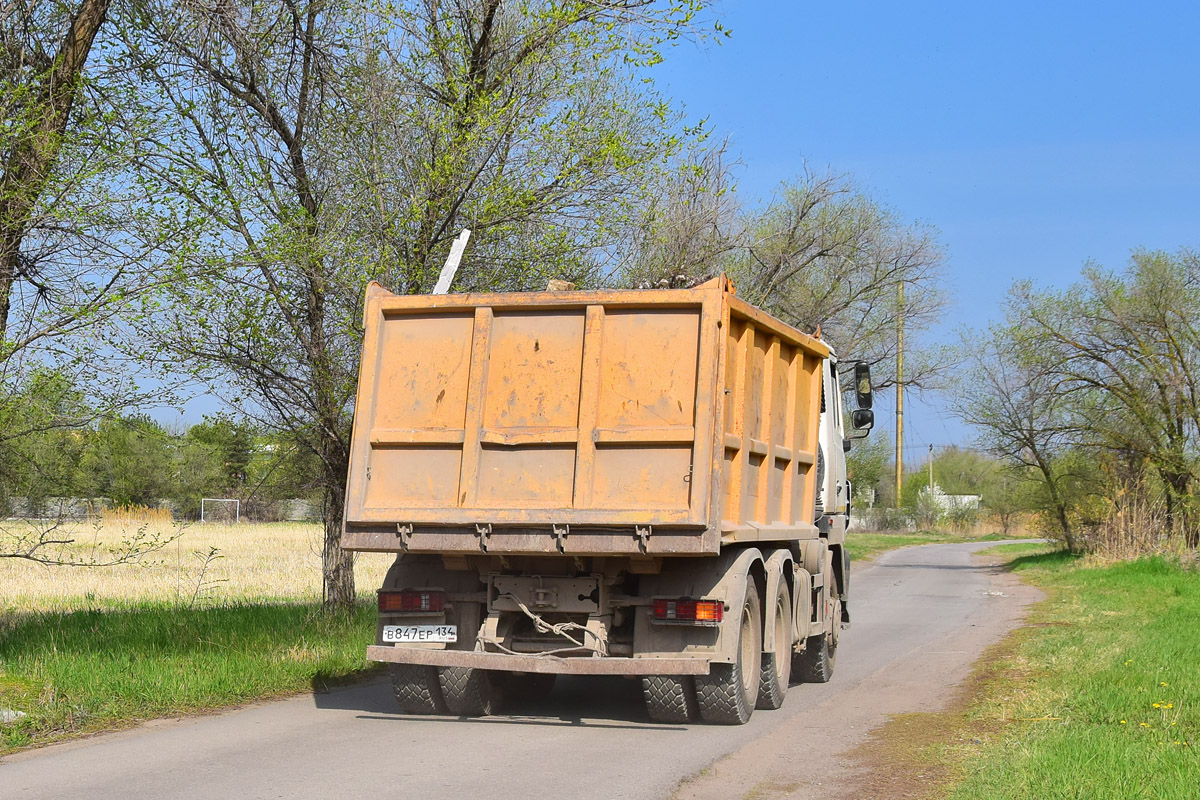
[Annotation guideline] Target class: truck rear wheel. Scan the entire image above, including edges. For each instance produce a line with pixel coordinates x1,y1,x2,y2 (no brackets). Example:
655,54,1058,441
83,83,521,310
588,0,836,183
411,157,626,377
389,663,448,715
756,578,793,709
642,676,699,723
795,594,840,683
439,667,503,716
695,576,762,724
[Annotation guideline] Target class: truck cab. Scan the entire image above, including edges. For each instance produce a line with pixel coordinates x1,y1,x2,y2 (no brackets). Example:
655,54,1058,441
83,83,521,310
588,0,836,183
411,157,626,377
815,351,874,625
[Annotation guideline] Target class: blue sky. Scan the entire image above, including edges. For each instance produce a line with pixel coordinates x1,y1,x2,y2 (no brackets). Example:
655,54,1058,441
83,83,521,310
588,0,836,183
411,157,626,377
652,1,1200,462
167,2,1198,468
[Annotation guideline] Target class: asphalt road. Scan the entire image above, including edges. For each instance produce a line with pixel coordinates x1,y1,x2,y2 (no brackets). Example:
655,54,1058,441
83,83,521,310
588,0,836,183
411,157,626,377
1,541,1039,800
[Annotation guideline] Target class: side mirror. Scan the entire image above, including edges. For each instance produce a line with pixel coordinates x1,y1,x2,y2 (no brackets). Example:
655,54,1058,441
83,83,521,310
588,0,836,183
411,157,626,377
851,408,874,431
854,362,873,409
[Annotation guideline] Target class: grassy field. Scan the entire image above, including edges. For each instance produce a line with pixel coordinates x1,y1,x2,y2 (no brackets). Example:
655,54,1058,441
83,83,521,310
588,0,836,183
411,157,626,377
928,544,1200,799
0,515,391,611
0,517,392,753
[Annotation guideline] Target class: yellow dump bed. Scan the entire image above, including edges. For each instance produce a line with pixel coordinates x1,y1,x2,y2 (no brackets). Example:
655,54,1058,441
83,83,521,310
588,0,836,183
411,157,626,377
342,275,829,556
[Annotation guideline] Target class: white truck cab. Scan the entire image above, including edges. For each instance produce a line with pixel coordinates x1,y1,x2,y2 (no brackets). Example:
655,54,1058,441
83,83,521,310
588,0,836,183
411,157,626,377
815,349,874,624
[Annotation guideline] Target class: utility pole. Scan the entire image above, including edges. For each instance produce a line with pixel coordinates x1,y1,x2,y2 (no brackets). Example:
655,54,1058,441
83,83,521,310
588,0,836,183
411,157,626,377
895,282,904,502
928,443,934,495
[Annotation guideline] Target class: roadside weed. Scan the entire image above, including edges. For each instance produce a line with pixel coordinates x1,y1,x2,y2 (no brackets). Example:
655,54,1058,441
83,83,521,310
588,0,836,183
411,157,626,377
946,554,1199,799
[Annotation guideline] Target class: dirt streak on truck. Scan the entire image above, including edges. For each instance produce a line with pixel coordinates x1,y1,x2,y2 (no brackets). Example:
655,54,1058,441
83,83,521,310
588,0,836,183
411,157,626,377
342,274,874,724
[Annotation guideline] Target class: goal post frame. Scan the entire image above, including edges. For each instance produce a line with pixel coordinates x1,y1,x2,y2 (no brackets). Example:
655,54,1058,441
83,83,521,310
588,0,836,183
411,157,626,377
201,498,240,524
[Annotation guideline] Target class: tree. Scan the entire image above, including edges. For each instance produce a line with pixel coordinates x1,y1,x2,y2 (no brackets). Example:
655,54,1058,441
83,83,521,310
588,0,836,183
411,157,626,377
926,446,998,496
78,415,173,505
1015,249,1200,546
121,0,721,609
620,162,948,392
617,138,741,288
730,171,947,393
845,433,891,508
0,380,181,566
980,467,1027,535
1,0,110,340
1,1,182,372
186,416,254,490
0,367,88,512
1,1,188,570
952,320,1084,551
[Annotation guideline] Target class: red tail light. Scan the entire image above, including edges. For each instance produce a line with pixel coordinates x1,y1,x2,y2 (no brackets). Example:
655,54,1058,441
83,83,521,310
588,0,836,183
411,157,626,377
651,598,723,624
378,589,444,613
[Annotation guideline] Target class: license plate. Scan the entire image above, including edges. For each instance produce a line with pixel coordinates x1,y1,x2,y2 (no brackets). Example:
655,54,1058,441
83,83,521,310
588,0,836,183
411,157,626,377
382,624,457,644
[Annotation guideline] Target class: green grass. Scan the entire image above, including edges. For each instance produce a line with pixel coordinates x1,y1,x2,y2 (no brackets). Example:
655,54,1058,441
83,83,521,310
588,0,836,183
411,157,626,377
944,552,1200,799
0,602,377,753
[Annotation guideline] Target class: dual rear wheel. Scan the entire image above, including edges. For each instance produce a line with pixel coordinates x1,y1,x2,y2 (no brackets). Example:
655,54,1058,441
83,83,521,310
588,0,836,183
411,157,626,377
643,577,766,724
693,576,763,724
643,568,839,725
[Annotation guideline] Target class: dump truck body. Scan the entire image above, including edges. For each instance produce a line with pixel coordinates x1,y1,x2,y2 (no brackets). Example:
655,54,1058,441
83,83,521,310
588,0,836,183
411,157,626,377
343,275,872,724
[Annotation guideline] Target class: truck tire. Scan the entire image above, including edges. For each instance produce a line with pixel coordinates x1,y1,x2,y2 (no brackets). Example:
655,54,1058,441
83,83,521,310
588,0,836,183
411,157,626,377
642,676,699,723
794,594,840,683
756,578,792,709
438,667,503,716
695,576,762,724
389,663,448,715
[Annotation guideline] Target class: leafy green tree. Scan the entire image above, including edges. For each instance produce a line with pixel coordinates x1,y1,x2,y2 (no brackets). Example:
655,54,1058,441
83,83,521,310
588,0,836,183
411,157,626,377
927,446,998,496
1014,249,1200,546
899,469,933,511
0,371,181,565
78,415,172,506
0,368,89,511
980,467,1031,535
846,433,891,508
120,0,721,609
952,320,1083,551
950,248,1200,552
186,416,254,490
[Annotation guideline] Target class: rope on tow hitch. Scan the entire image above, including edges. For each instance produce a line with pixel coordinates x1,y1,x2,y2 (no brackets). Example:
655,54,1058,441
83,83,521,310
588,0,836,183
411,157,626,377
500,592,608,657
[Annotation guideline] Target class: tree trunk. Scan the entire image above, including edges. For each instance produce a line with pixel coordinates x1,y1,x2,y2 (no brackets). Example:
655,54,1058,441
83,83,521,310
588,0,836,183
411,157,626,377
1162,471,1197,549
317,384,355,609
1046,478,1077,553
0,0,111,338
1031,449,1076,552
321,466,356,611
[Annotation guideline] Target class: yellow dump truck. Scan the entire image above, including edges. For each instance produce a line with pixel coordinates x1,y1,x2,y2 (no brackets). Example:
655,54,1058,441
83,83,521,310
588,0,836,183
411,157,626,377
342,274,874,724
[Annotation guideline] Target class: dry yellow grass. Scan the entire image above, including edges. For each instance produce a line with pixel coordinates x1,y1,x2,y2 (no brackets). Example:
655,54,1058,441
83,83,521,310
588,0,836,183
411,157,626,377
0,517,392,612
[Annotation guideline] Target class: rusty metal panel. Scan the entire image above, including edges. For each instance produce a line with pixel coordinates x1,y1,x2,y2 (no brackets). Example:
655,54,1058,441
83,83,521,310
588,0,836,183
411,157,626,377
718,294,828,543
343,275,827,554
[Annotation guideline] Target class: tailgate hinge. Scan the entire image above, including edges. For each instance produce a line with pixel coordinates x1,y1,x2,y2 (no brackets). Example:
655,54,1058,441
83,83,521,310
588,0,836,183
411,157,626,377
396,523,414,550
553,523,570,554
475,523,492,552
635,524,652,554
